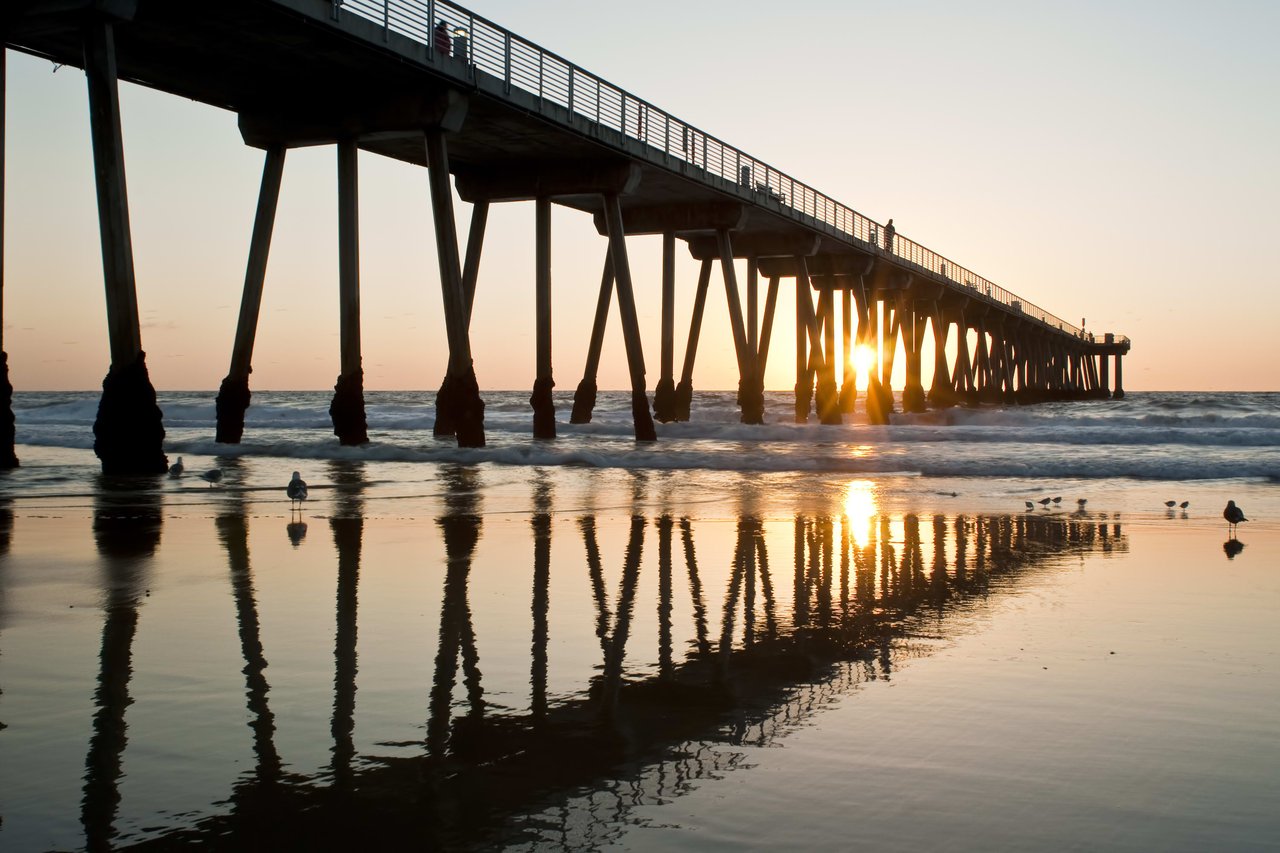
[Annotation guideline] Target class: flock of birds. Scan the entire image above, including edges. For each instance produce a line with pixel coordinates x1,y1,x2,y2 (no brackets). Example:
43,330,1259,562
1024,493,1249,537
167,457,309,510
167,456,1253,540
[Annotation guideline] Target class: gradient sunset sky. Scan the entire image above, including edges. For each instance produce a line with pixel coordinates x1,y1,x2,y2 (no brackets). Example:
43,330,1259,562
3,0,1277,392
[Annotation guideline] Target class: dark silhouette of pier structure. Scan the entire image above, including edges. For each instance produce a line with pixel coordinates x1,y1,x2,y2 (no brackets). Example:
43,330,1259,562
1,0,1131,472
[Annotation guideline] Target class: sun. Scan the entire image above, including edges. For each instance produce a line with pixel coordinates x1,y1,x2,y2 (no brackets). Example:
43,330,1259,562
853,344,876,389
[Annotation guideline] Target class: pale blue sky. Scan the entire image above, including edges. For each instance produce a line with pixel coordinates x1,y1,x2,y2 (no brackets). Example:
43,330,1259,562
3,0,1277,390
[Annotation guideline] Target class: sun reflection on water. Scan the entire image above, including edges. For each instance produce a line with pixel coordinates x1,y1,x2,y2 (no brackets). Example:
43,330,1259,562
842,479,878,547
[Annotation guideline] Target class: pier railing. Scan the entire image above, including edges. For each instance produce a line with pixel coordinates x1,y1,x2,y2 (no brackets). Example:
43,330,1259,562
336,0,1096,341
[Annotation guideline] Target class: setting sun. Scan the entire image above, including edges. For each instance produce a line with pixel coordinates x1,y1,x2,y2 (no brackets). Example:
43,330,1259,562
853,344,876,390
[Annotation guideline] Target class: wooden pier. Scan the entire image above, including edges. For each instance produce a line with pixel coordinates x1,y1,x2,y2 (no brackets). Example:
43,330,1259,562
1,0,1131,472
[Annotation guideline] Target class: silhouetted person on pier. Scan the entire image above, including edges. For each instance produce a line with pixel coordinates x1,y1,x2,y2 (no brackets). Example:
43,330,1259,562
434,20,451,57
884,218,895,253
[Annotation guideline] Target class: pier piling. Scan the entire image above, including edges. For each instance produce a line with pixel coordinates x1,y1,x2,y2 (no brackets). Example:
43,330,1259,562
531,197,555,439
216,146,285,444
328,139,369,446
84,18,166,474
652,232,677,422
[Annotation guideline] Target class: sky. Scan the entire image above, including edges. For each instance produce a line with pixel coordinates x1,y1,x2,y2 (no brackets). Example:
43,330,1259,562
3,0,1278,392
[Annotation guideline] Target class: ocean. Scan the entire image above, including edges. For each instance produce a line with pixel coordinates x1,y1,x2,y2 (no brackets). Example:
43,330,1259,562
1,390,1277,850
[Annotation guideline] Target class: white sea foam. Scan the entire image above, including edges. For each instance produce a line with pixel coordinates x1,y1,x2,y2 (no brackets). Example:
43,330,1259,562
9,390,1280,483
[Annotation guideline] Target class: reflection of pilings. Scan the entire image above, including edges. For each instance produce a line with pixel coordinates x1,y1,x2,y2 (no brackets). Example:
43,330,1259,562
83,486,158,851
329,515,361,789
681,518,710,655
581,516,611,656
81,594,138,852
428,466,484,757
657,515,674,677
216,514,281,785
531,474,551,719
600,516,645,715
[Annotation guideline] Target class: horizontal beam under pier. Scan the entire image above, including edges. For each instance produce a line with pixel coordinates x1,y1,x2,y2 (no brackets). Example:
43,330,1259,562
690,233,821,263
238,90,467,150
589,202,747,236
456,161,640,203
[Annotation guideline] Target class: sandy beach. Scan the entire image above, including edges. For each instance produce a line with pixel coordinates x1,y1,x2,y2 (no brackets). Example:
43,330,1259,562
1,449,1277,850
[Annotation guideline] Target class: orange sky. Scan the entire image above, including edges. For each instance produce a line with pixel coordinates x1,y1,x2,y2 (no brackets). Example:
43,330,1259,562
3,0,1278,392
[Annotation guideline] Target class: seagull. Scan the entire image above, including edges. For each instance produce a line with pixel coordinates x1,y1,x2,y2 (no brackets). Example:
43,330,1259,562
1076,498,1087,508
1038,497,1052,508
201,468,223,487
1224,501,1247,536
287,471,308,510
1164,500,1177,509
1051,496,1062,504
1025,501,1035,511
167,456,184,478
1179,501,1189,510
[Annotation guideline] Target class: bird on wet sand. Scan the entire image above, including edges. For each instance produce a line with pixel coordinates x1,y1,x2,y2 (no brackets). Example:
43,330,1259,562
201,468,222,487
1038,497,1052,507
1025,501,1035,511
1180,501,1189,510
1224,501,1247,536
287,471,308,510
1076,498,1087,509
1165,500,1177,509
1051,496,1062,504
168,456,184,478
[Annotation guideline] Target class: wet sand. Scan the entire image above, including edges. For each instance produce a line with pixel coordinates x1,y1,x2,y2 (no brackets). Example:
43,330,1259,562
0,458,1277,850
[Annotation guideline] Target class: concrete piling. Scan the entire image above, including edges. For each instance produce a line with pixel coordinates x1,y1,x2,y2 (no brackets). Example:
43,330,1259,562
84,19,166,474
329,139,368,446
216,145,285,444
531,197,555,439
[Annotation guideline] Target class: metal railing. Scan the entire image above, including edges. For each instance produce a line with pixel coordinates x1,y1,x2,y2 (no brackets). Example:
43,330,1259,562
335,0,1110,343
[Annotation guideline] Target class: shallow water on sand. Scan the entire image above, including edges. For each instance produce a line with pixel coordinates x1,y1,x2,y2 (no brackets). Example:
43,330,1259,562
0,453,1276,851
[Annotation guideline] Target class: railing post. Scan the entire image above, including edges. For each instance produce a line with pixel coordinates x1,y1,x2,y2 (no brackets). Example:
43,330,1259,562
567,69,574,123
382,0,389,39
428,0,436,59
538,52,543,107
503,33,511,94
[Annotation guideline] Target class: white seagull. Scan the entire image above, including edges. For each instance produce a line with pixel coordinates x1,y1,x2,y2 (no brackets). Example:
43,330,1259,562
287,471,308,510
201,468,223,487
1223,501,1247,536
168,456,184,478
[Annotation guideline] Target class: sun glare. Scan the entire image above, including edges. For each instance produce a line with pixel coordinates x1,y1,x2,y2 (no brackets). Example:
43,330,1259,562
853,344,876,390
842,480,878,548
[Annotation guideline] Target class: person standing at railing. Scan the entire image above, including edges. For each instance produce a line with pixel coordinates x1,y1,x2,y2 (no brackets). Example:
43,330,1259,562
434,20,452,57
884,218,895,253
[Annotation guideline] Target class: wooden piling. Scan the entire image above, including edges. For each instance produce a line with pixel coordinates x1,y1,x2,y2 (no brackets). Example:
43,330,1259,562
652,231,678,422
757,275,780,378
675,258,712,422
327,139,368,446
602,194,656,441
84,21,167,474
815,288,841,424
426,129,485,447
795,273,810,423
570,251,613,424
839,288,856,413
531,197,555,438
216,145,285,443
900,292,926,413
717,229,762,424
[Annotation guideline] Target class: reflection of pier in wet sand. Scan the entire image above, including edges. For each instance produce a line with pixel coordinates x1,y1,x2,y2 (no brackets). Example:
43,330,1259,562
76,472,1125,850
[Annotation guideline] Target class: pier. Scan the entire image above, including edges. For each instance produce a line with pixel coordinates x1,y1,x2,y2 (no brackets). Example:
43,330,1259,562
2,0,1131,473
